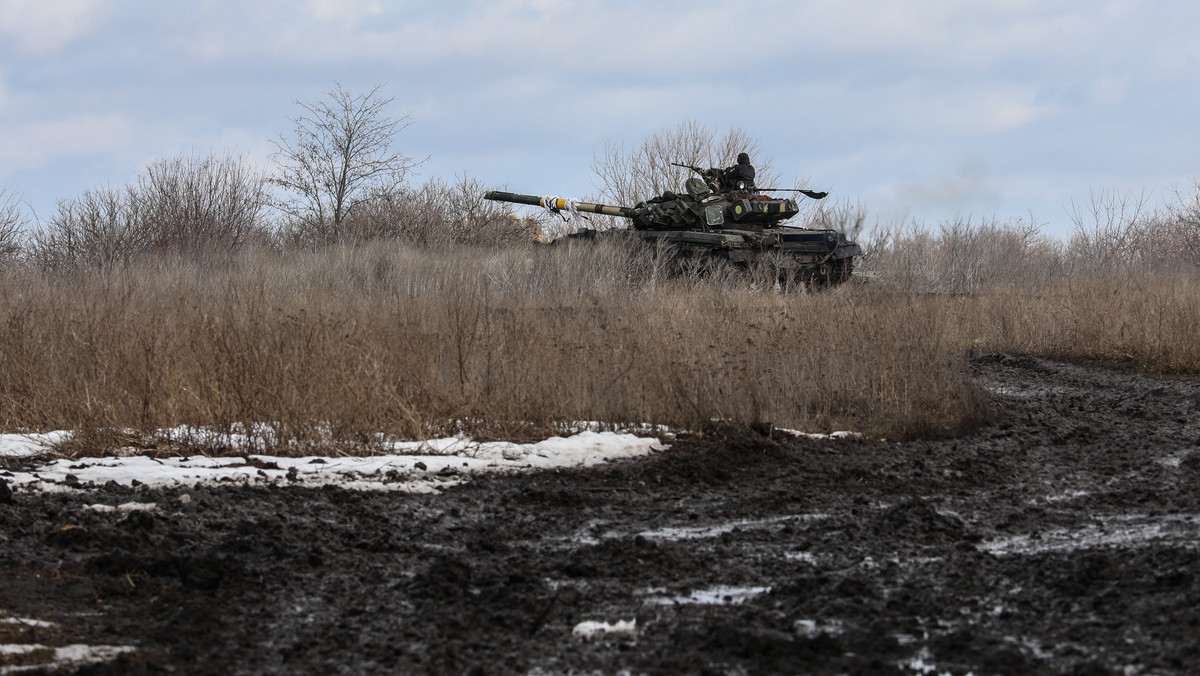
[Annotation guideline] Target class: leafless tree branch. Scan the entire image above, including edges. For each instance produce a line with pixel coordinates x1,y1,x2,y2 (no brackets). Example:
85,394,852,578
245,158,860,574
270,83,425,243
590,121,779,209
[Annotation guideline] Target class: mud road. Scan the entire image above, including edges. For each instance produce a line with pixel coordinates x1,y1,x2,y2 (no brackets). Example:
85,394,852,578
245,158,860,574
3,354,1200,674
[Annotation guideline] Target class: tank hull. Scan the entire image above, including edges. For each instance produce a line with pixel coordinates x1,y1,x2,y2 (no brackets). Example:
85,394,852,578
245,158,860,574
563,225,860,285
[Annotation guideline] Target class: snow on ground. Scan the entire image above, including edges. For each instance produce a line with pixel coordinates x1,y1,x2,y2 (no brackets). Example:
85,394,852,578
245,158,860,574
981,513,1200,555
0,643,136,674
571,619,638,640
0,431,666,494
639,585,772,606
0,433,71,459
777,429,863,441
0,429,668,670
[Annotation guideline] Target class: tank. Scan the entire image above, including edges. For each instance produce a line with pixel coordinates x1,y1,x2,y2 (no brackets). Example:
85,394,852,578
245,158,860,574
484,165,861,286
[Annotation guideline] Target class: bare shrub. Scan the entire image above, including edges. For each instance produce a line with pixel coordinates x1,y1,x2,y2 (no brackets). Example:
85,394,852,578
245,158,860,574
28,185,141,270
867,183,1200,294
281,174,534,250
0,185,29,265
1065,185,1200,273
134,153,271,252
811,198,870,241
28,152,271,270
1067,189,1155,272
867,214,1063,293
1148,182,1200,267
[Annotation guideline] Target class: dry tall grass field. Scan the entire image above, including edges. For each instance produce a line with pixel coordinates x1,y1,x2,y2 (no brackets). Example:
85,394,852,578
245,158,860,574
2,197,1198,456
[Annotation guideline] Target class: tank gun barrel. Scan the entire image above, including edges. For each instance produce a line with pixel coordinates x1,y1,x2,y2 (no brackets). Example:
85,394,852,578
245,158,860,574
756,188,829,200
484,191,633,218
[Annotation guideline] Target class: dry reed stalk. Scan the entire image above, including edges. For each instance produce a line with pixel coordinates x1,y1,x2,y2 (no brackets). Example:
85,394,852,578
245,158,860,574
958,273,1200,371
4,228,1197,457
0,242,986,455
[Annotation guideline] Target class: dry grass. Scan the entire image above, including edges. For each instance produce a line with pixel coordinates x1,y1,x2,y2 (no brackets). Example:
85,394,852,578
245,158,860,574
861,199,1200,372
955,272,1200,371
4,192,1199,456
0,240,983,455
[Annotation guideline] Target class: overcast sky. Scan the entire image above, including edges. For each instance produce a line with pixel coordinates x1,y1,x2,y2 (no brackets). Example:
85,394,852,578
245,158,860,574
2,0,1197,237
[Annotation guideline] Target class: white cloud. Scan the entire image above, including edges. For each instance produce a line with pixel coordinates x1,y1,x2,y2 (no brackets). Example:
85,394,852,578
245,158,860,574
0,0,107,56
865,83,1048,136
781,1,1095,62
0,113,136,170
305,0,383,23
1089,76,1127,106
1,0,1198,231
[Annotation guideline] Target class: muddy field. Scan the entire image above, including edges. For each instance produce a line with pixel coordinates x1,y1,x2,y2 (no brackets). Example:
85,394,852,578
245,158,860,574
3,354,1200,675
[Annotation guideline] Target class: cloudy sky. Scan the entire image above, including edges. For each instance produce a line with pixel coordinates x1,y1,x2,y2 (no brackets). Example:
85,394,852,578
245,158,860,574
1,0,1197,237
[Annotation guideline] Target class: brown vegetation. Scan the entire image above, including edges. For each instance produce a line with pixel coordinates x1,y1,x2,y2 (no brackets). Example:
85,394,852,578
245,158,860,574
26,153,272,270
3,182,1198,457
3,98,1199,455
0,186,27,266
0,239,981,455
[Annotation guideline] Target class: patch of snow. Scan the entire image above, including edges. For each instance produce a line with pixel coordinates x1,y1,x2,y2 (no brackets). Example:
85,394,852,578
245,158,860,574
777,429,863,441
982,513,1200,555
82,502,159,514
1157,452,1193,469
641,585,770,606
795,618,845,638
785,551,819,564
0,644,42,655
899,647,964,675
0,618,57,629
572,619,637,640
983,384,1073,399
635,513,829,542
0,432,71,458
1041,490,1090,504
1003,634,1056,660
5,431,665,494
0,643,136,673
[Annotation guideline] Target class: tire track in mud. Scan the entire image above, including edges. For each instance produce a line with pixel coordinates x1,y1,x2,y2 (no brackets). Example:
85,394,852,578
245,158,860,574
2,354,1200,674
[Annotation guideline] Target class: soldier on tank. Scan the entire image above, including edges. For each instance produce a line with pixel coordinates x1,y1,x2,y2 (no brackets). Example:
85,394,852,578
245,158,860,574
724,152,756,192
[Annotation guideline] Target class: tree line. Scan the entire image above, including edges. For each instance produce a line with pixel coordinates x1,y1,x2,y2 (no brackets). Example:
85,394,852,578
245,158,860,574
0,84,532,270
0,88,812,270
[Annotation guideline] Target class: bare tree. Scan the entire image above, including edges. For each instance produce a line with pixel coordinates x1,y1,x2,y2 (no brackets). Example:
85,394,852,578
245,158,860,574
590,120,779,208
0,185,27,265
270,84,422,243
